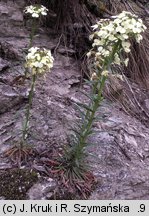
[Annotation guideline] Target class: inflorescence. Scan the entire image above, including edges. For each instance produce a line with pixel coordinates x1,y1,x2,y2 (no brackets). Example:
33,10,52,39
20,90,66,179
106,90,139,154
25,47,54,75
87,11,147,70
24,5,48,18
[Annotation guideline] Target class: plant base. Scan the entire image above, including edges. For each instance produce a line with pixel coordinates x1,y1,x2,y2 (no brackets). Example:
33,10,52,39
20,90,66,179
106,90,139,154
42,158,96,199
4,144,35,164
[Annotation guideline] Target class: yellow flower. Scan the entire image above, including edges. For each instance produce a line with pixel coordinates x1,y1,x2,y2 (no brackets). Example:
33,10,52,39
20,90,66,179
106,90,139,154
114,54,121,65
108,35,117,41
91,72,98,81
136,34,143,43
87,51,92,58
25,47,54,75
116,26,126,34
122,41,131,53
101,70,109,76
88,11,147,69
91,24,98,30
124,58,129,66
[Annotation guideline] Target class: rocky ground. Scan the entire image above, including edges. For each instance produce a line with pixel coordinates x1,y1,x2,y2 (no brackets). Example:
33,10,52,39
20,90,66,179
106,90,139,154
0,0,149,200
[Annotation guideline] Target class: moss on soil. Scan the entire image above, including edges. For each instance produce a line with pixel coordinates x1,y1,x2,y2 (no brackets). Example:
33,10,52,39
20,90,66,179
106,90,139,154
0,168,38,200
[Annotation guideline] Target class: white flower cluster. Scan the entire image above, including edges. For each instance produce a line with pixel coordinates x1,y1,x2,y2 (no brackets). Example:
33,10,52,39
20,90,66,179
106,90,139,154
24,5,48,18
25,47,54,75
88,11,147,67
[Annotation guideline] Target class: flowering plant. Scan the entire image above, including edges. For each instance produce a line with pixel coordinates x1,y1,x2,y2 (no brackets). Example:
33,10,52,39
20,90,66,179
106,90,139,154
24,5,48,18
24,5,49,78
23,4,53,142
22,47,54,142
88,11,146,67
25,47,54,75
61,11,147,182
6,5,53,163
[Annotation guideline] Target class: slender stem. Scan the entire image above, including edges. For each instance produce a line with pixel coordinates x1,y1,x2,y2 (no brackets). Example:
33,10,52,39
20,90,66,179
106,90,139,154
22,74,36,144
25,19,37,78
22,19,38,145
29,19,37,48
76,76,106,158
84,76,106,134
74,42,121,160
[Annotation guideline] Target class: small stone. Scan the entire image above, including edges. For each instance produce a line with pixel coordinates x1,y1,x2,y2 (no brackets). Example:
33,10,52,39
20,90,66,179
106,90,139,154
0,83,26,114
27,180,57,200
124,134,138,147
0,58,9,72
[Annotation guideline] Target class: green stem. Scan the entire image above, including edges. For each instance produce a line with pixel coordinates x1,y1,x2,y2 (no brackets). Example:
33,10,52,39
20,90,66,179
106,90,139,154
74,41,121,161
25,19,37,78
29,19,37,48
22,74,36,144
76,76,106,158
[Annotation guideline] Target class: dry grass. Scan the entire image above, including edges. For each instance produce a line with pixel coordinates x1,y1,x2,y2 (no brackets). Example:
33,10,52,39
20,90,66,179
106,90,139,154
108,0,149,88
101,0,149,125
